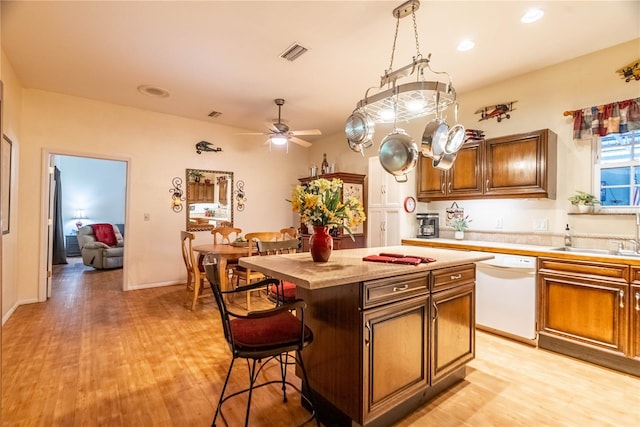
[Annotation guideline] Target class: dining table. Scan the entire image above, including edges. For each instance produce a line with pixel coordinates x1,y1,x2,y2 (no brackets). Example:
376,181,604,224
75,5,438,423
192,242,254,294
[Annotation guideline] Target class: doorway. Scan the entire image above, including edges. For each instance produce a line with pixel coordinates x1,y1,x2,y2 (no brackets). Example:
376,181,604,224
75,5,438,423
40,150,129,301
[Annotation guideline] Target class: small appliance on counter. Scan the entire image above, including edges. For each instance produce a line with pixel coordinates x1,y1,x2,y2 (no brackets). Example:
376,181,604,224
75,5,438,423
417,213,439,238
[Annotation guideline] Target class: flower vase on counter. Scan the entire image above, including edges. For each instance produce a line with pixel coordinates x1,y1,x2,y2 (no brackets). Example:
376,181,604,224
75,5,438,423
454,231,464,240
309,226,333,262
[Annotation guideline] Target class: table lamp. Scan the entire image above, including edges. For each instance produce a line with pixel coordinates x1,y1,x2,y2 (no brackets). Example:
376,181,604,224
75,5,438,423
73,208,87,231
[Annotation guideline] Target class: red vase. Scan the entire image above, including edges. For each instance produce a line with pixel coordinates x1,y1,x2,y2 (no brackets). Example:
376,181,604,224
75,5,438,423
309,226,333,262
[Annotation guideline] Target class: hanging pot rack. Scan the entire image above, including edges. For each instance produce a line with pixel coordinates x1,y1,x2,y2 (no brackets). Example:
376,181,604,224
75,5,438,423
346,0,461,171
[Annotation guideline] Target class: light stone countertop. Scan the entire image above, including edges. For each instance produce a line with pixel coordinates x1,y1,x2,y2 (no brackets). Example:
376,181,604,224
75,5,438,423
239,245,493,290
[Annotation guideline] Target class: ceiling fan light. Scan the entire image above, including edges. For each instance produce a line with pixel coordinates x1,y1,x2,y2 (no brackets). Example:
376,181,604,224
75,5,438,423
271,135,288,145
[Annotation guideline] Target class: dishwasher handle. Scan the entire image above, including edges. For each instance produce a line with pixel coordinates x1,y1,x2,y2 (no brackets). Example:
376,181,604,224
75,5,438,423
476,262,536,274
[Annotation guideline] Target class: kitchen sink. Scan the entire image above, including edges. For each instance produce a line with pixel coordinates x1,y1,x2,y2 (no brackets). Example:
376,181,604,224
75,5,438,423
550,247,640,257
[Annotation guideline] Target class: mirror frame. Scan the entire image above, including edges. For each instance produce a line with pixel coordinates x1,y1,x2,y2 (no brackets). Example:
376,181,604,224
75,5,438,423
185,168,234,231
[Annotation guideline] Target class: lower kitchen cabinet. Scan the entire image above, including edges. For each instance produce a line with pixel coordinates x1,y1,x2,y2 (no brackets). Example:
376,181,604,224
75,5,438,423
363,295,429,422
630,268,640,361
431,282,475,384
297,265,476,426
538,257,638,376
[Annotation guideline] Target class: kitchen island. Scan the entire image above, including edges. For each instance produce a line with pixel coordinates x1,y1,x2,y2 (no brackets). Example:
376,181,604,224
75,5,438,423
239,246,492,427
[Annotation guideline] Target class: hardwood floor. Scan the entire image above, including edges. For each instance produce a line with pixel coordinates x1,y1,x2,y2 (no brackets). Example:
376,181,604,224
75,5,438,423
2,258,639,426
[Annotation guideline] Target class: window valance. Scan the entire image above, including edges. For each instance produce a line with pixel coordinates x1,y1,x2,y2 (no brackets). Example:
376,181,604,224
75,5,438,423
564,97,640,140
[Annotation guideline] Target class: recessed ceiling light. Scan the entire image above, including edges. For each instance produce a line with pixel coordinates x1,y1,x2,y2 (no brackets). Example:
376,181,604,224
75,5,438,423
457,39,475,52
137,85,170,98
521,8,544,24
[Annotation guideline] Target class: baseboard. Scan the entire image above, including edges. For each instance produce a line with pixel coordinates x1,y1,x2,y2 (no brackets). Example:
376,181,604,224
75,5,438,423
2,298,38,325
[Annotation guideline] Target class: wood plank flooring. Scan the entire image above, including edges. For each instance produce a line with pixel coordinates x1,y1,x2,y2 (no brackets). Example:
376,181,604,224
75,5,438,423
2,258,639,426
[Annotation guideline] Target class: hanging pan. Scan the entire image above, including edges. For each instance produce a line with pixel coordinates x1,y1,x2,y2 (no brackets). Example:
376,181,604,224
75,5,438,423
443,103,466,154
345,108,375,147
420,91,449,159
378,128,418,182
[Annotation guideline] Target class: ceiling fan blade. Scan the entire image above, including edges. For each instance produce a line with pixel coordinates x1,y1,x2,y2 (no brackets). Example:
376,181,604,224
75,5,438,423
235,132,267,136
264,122,280,133
290,129,322,136
290,136,312,148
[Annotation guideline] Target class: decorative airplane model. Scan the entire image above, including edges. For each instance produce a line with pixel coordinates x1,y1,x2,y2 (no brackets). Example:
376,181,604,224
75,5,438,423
195,140,222,154
474,101,517,122
616,59,640,82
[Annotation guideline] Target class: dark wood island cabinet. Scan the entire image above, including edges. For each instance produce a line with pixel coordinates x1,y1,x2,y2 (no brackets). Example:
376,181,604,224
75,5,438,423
239,246,489,426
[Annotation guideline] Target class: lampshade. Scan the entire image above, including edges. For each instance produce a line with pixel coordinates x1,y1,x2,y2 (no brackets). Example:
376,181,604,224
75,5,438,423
270,135,288,146
73,208,87,220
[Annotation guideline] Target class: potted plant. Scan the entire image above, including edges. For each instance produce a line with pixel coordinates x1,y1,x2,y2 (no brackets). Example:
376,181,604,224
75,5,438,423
450,215,471,240
568,190,600,213
188,170,204,183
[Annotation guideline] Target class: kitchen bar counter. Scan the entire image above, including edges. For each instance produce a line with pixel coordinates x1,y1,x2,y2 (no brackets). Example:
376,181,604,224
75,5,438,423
239,245,492,289
240,246,492,427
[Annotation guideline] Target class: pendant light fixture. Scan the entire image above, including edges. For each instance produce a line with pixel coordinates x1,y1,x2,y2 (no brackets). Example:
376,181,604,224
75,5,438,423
345,0,459,152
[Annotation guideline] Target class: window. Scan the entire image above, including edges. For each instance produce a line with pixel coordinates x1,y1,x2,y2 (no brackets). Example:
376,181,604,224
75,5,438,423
595,130,640,206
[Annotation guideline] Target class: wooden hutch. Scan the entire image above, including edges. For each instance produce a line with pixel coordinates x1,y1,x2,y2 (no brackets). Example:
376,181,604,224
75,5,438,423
297,172,367,250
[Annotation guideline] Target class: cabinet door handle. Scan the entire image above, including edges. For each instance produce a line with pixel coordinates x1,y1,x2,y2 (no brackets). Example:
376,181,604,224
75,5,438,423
635,291,640,311
620,290,625,308
441,183,445,194
486,179,489,191
381,185,386,195
450,274,462,280
432,300,438,322
392,284,409,292
448,182,451,192
365,322,371,346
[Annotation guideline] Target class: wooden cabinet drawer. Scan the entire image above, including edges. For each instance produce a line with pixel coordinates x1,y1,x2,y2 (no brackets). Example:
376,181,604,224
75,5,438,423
539,257,629,283
431,264,475,292
362,272,429,309
631,267,640,285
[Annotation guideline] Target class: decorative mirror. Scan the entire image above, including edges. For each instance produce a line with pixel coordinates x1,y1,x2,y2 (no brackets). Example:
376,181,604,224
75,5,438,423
185,169,234,231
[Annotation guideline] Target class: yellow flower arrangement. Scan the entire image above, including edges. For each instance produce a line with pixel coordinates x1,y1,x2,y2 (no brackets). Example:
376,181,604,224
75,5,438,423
290,178,366,240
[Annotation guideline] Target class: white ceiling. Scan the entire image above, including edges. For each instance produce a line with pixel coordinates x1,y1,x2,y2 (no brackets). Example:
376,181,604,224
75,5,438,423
2,1,639,144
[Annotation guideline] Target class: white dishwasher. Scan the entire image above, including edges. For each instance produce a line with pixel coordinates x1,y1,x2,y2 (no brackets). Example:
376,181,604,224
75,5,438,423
474,252,537,345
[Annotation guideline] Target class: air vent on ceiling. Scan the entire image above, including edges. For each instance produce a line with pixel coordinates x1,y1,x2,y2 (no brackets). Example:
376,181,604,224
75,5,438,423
208,111,222,118
280,43,308,62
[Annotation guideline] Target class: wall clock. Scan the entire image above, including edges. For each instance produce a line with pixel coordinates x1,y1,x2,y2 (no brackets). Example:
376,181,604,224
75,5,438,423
404,196,416,213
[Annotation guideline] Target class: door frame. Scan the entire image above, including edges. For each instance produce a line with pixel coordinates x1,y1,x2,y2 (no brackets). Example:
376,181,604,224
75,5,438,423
38,148,131,301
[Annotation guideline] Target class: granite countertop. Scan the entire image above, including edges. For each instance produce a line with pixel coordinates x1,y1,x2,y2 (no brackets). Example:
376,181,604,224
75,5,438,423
239,245,493,290
402,238,640,266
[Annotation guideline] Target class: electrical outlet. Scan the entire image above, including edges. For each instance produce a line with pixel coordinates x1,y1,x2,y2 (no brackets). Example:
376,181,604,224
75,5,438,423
495,218,503,229
144,213,150,221
534,218,548,231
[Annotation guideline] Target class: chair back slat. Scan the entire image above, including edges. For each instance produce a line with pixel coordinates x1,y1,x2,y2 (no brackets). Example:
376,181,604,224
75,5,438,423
256,239,299,256
211,227,242,245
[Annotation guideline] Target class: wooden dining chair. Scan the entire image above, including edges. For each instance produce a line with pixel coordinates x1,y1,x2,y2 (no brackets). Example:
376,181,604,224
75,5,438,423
180,231,210,310
280,227,298,240
202,254,318,427
256,239,300,306
231,231,281,310
211,226,242,244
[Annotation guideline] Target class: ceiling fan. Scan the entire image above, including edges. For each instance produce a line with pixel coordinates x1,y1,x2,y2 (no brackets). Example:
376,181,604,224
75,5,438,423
238,98,321,148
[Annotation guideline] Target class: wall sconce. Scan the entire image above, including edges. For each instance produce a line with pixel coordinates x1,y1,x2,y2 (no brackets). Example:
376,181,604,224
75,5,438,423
234,180,246,211
73,208,87,231
169,177,185,212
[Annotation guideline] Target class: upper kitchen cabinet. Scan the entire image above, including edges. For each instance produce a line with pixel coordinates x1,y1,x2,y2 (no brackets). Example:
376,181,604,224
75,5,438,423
417,140,484,201
484,129,557,199
417,129,557,202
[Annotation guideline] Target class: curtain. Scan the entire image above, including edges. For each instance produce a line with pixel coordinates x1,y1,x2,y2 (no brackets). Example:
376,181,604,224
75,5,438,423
52,166,67,264
570,97,640,140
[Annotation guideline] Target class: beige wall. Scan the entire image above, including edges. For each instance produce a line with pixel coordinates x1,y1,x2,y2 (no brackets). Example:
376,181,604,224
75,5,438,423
2,54,311,319
2,38,640,321
1,52,22,320
312,38,640,239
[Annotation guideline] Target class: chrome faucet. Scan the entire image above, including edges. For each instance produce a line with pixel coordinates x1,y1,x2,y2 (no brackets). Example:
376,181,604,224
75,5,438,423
629,212,640,254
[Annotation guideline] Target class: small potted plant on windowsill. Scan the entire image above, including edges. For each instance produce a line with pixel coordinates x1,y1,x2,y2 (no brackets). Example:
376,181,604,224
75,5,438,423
568,190,600,213
450,215,471,240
